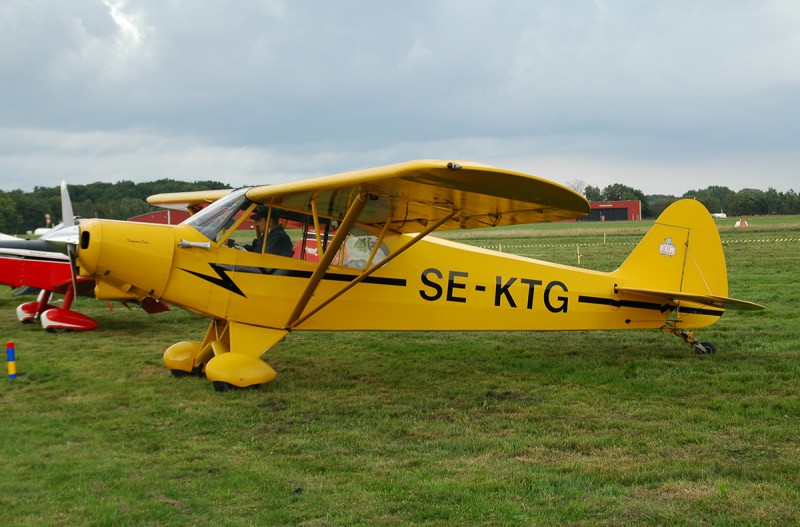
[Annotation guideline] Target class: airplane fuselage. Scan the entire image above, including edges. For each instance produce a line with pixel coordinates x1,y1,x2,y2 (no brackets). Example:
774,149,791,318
76,219,721,334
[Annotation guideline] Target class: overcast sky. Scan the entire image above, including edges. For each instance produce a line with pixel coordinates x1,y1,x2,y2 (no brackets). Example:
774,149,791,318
1,0,798,196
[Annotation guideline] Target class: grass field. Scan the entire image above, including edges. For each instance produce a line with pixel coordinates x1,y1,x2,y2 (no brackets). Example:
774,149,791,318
1,216,798,526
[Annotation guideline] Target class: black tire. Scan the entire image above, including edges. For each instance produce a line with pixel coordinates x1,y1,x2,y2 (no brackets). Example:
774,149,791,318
213,381,236,392
700,341,717,354
212,381,260,392
170,366,204,378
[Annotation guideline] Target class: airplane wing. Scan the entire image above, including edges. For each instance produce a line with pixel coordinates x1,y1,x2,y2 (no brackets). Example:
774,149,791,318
245,159,589,232
617,286,765,311
147,189,234,214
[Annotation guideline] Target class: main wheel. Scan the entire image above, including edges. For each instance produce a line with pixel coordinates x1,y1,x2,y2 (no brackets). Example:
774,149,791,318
170,366,204,378
212,381,260,392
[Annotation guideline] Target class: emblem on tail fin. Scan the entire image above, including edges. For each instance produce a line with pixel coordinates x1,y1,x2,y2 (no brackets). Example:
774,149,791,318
659,238,677,257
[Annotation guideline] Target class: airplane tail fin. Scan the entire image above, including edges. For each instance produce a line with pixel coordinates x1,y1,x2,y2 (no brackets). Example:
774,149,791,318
612,199,762,329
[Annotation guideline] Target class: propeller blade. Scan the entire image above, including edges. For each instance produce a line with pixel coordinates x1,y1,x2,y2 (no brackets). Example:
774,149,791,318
44,224,82,303
61,180,75,228
66,243,79,305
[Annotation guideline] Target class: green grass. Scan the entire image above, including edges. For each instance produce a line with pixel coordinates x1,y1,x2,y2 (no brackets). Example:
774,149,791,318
1,217,799,526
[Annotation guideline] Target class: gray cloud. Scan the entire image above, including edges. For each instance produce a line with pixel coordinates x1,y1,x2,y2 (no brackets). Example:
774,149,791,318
1,0,798,194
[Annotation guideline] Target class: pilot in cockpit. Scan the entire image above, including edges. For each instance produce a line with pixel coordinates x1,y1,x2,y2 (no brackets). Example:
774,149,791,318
247,207,294,257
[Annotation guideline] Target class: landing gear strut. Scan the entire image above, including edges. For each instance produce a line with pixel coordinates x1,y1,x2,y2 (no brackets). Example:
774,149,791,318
666,327,717,354
163,319,286,390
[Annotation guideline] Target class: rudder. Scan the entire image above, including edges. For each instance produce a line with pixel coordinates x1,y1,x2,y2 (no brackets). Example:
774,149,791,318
613,199,728,299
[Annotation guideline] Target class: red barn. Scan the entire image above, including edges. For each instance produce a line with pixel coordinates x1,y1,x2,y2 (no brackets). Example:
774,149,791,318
129,210,191,225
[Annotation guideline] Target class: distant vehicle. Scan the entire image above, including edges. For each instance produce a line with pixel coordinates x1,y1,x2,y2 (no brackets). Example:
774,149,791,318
712,211,727,219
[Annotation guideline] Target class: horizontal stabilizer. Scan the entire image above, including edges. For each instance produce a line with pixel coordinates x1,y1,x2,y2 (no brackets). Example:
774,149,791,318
617,286,765,311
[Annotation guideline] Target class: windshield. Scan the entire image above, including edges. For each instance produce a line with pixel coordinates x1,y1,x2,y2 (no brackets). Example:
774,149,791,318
182,188,252,241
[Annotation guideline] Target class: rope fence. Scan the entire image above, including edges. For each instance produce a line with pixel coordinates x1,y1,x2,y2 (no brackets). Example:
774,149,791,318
477,237,800,252
474,238,799,267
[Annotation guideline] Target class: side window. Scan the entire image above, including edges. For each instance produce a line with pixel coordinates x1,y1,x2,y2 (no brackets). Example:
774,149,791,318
341,227,388,270
289,221,387,270
290,217,335,261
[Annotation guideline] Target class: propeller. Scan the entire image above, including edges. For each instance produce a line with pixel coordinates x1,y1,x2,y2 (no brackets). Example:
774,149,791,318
43,223,81,296
66,242,79,302
43,180,81,301
60,180,79,300
61,180,75,228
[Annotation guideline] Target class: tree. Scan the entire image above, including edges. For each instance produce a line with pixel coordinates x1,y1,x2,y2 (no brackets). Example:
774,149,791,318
584,185,602,201
648,195,678,217
764,188,781,215
2,179,230,232
780,189,800,214
726,188,772,216
565,179,587,196
0,192,22,233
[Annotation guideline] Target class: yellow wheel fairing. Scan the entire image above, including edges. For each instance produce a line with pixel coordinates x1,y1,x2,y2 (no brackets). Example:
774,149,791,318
163,341,203,373
205,353,277,388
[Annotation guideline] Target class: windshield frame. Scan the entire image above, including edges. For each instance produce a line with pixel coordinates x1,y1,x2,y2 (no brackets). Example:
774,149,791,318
182,188,254,242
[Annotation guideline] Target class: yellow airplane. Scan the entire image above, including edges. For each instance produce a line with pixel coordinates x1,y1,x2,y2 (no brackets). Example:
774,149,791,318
47,160,764,390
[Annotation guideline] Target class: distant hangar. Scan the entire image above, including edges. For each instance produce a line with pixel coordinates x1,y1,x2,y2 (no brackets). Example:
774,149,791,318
579,200,642,222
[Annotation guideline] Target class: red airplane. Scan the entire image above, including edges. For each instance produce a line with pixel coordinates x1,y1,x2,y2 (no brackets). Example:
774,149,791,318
0,182,168,331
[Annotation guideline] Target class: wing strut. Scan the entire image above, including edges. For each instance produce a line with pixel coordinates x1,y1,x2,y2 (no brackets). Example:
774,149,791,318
288,210,458,329
285,194,368,328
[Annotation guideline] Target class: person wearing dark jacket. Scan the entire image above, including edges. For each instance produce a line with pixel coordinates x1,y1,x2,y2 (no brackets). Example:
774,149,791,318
248,208,294,256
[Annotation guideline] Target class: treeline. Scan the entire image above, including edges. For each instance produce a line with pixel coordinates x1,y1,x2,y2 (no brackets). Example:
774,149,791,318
0,179,230,234
1,178,798,234
584,183,800,218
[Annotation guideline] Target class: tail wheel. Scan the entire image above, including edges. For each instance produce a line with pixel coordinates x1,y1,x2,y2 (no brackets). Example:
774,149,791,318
697,341,717,354
665,327,718,354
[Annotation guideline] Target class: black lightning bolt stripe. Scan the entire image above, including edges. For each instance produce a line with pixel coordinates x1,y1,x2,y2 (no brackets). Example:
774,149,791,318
180,264,247,297
181,264,407,296
214,264,406,287
578,295,724,317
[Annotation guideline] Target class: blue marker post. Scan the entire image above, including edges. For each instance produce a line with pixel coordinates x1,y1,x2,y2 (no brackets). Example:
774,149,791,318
6,341,16,380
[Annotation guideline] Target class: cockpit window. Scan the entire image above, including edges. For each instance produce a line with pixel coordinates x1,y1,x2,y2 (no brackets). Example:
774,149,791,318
341,226,388,270
182,188,253,242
